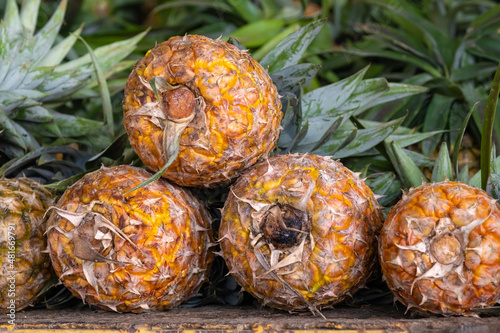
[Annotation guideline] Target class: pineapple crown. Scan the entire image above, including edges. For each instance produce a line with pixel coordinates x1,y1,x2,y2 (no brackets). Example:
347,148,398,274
385,60,500,200
335,0,500,158
0,0,146,161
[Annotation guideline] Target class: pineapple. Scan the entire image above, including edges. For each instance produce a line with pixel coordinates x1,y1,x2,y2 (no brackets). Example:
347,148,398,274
380,88,500,317
0,177,56,312
46,165,214,312
122,34,282,188
379,181,500,316
219,153,383,313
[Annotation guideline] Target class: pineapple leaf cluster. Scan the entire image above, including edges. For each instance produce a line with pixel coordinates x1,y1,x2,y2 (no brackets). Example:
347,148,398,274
151,0,322,55
258,21,427,161
0,0,145,161
335,0,500,154
0,133,131,187
248,20,430,206
386,62,500,201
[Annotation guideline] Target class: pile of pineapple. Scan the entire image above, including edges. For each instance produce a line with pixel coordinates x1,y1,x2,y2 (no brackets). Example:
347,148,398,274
2,0,500,318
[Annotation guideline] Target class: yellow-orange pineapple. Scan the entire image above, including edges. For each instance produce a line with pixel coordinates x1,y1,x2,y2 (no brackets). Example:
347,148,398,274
46,165,214,312
379,181,500,315
219,154,383,312
123,35,282,188
0,178,56,312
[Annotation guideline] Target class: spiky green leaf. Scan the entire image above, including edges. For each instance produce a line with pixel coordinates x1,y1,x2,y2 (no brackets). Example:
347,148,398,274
19,0,40,36
12,106,54,123
74,34,114,136
357,82,428,115
0,145,87,179
260,20,324,73
31,0,66,68
252,25,297,61
367,0,454,72
386,140,426,189
271,63,320,95
227,36,246,51
231,20,284,48
45,171,90,191
55,30,148,74
452,102,477,177
277,94,301,148
38,68,93,99
20,110,104,138
332,116,405,158
302,66,368,118
389,131,444,148
481,62,500,190
4,0,22,40
366,172,403,207
401,149,435,168
431,142,453,182
310,117,344,152
288,120,309,152
467,4,500,40
422,94,454,156
337,40,442,78
18,66,55,91
458,165,469,184
38,25,83,67
335,78,389,115
0,107,27,150
85,133,129,169
450,62,498,83
226,0,262,23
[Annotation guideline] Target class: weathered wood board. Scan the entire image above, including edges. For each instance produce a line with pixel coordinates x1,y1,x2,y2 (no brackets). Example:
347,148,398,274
2,304,500,332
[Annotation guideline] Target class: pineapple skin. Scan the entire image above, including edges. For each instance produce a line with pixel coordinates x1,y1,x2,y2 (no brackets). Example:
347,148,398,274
379,181,500,316
219,154,383,311
0,178,56,312
46,165,214,312
123,35,282,188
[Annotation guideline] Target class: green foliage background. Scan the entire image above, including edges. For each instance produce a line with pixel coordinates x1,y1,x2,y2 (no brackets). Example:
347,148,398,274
1,0,500,313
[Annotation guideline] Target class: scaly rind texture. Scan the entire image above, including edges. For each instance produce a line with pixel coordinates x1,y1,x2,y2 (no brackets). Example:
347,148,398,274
379,181,500,316
219,154,382,311
123,35,282,188
0,178,56,312
46,165,214,312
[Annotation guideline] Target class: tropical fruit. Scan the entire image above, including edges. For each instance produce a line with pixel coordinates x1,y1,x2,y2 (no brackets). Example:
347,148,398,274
0,178,56,312
122,34,282,188
219,153,383,312
379,181,500,315
46,165,214,312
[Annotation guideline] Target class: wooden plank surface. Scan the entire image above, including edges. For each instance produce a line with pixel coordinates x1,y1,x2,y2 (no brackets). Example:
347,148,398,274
2,304,500,332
